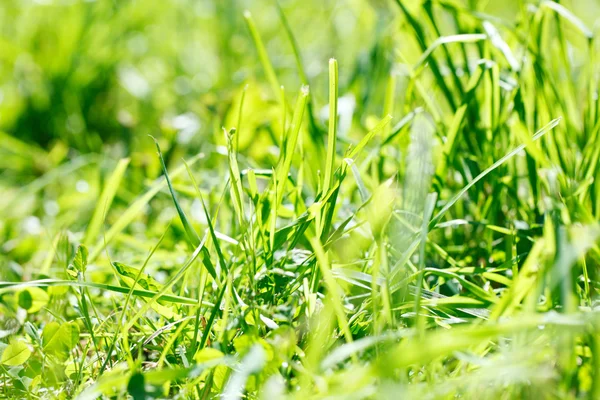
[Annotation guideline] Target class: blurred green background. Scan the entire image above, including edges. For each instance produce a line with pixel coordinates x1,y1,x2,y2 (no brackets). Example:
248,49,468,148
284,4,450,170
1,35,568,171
1,0,598,163
1,0,387,157
1,0,599,276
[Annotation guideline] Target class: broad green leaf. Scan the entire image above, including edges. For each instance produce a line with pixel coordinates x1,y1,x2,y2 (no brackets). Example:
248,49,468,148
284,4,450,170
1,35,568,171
1,341,31,366
76,363,131,400
43,321,80,361
194,347,224,363
127,372,146,400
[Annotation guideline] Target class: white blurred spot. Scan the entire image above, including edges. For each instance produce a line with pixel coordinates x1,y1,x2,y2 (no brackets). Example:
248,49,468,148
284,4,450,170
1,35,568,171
174,76,192,96
118,65,150,99
259,314,279,330
76,180,89,193
513,220,529,230
127,34,148,56
44,200,60,216
117,109,135,127
22,216,41,235
319,94,356,137
171,113,200,144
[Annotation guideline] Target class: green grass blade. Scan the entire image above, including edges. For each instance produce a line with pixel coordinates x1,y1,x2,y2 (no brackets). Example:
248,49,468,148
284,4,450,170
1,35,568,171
276,85,309,205
84,158,130,245
310,237,354,346
224,128,245,226
0,279,212,306
541,1,593,39
243,10,282,103
413,34,487,75
152,136,200,247
88,153,203,262
413,192,438,333
429,117,561,227
323,58,338,195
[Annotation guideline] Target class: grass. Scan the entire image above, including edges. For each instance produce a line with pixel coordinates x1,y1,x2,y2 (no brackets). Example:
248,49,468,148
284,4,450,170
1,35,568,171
1,0,600,399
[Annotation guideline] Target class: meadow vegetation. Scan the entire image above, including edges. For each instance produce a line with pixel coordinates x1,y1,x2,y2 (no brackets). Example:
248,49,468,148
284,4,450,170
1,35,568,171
1,0,600,398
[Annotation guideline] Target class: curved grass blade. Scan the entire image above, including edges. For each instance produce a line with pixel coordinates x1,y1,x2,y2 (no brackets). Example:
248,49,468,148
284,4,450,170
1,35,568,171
183,160,227,278
541,1,593,39
88,152,203,262
275,0,320,136
346,114,393,160
413,34,487,76
0,279,212,306
151,136,200,247
429,117,561,228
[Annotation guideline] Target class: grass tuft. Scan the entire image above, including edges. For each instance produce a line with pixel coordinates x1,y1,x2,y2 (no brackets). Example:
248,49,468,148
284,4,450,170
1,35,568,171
1,1,600,399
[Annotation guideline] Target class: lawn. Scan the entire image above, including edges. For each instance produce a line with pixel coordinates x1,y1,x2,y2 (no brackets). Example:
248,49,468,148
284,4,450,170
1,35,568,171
1,0,600,399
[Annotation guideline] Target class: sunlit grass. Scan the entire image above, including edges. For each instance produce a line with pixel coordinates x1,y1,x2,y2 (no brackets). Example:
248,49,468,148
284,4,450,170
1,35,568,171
1,1,600,399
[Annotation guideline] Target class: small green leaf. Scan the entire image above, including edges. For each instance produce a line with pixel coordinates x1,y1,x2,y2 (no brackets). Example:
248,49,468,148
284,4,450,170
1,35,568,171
1,341,31,366
224,127,245,226
43,321,80,361
42,322,61,351
67,244,88,278
112,262,162,292
18,290,32,310
194,347,224,363
112,261,176,316
18,287,49,313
